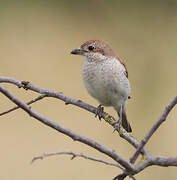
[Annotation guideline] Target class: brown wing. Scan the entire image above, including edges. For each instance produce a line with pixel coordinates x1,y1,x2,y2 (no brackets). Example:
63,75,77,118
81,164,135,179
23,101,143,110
116,56,128,78
118,56,131,99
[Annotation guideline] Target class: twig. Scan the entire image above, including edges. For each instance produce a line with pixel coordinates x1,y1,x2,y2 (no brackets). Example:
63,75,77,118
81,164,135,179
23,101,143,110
0,85,134,172
31,151,124,169
112,172,136,180
0,94,47,116
112,96,177,179
1,77,177,179
112,173,127,180
130,95,177,164
0,77,147,156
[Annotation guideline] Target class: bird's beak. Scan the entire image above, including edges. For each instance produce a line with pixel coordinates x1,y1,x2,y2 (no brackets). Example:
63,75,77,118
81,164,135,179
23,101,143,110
71,48,87,55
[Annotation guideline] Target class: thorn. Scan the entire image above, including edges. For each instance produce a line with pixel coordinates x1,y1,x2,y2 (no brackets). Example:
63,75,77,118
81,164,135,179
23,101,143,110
21,81,30,90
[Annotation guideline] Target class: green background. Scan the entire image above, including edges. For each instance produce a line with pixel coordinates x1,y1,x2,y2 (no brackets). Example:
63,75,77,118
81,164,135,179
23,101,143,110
0,1,177,179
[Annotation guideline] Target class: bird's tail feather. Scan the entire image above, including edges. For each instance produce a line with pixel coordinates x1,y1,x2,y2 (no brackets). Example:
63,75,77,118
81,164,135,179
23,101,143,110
117,107,132,132
122,111,132,132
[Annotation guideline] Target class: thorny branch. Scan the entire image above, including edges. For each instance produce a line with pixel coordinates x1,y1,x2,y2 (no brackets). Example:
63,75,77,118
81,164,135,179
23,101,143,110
0,77,177,180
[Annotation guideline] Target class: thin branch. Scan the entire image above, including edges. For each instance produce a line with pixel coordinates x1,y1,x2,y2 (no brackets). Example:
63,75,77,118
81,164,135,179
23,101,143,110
130,95,177,164
0,77,147,156
111,95,177,179
112,172,136,180
134,155,177,173
0,85,134,172
151,156,177,166
0,77,23,88
1,77,177,178
0,94,47,116
31,151,124,169
112,173,127,180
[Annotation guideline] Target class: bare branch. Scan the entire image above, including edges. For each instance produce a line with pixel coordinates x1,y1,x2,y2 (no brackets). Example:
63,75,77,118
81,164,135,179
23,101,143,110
0,94,47,116
31,151,124,169
112,173,127,180
0,85,134,172
130,95,177,164
112,172,136,180
117,96,177,179
0,77,147,156
134,155,177,173
0,77,23,88
1,77,177,178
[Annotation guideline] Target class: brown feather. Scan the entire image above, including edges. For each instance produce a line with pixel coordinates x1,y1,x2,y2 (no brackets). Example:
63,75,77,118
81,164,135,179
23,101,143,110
81,40,128,78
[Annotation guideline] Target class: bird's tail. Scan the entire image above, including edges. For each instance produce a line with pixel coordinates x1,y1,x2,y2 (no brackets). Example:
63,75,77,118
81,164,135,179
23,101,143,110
122,110,132,132
117,107,132,132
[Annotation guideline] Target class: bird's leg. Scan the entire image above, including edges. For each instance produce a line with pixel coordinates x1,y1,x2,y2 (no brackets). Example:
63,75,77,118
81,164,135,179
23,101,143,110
95,104,104,120
113,105,123,132
119,105,123,125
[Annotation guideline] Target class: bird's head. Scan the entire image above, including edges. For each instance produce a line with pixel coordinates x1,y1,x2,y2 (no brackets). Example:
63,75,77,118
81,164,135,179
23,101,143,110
71,40,117,62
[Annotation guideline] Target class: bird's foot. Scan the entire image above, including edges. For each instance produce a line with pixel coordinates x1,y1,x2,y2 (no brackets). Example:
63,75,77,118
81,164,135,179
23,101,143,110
113,119,122,132
95,104,104,120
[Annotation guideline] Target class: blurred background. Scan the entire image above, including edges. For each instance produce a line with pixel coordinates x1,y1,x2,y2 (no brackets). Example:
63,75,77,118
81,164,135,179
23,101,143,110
0,0,177,179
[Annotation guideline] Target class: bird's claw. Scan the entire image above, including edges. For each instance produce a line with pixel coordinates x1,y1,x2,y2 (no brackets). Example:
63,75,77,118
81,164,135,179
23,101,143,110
113,119,122,132
95,104,104,120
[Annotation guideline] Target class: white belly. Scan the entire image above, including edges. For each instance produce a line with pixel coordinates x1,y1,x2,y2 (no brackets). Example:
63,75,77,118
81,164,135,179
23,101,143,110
82,59,130,107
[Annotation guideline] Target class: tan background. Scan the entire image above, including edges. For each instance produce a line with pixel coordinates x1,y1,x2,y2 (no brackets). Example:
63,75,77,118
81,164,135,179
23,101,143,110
0,1,177,179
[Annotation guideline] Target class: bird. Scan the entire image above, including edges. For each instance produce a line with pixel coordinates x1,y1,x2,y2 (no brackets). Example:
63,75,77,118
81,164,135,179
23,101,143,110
71,40,132,132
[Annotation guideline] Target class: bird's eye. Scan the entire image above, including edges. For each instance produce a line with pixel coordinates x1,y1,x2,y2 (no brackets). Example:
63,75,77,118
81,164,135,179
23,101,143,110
88,46,95,51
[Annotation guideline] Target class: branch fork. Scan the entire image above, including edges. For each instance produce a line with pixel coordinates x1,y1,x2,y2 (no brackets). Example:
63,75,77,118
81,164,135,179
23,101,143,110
0,76,177,180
